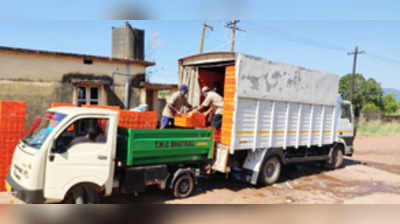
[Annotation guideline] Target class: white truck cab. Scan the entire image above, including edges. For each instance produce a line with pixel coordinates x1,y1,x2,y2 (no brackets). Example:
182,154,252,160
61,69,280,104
6,107,119,203
336,98,355,156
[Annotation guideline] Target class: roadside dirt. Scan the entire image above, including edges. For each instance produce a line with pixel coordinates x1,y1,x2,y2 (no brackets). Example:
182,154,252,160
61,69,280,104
2,136,400,204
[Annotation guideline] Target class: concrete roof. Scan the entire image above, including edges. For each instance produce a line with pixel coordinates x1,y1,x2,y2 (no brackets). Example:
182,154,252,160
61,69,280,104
0,46,155,67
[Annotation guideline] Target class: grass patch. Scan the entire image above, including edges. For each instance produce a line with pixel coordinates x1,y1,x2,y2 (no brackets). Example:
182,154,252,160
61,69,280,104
357,120,400,136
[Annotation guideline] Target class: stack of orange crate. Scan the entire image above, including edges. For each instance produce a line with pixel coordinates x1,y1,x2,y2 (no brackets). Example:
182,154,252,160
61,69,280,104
0,101,26,191
118,110,158,129
81,105,157,129
221,65,236,145
174,113,206,128
137,111,158,129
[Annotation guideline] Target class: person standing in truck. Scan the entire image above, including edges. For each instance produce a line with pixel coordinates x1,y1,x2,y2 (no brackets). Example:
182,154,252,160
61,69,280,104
160,84,193,129
197,86,224,129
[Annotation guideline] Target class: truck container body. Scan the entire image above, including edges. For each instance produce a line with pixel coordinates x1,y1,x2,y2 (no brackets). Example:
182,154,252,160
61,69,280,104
117,129,214,166
179,52,354,181
180,53,340,151
230,54,339,151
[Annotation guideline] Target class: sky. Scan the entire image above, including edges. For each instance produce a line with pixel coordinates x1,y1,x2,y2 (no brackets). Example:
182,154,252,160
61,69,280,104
0,1,399,89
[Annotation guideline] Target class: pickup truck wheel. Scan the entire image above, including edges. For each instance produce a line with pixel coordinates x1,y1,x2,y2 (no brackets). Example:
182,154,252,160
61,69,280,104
64,185,99,204
259,156,281,186
172,174,194,198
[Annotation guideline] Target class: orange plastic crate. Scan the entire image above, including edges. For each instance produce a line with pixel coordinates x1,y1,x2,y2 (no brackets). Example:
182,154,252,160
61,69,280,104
174,113,206,128
138,112,158,129
0,101,26,118
0,118,25,133
118,110,157,129
174,114,192,127
221,65,235,146
191,113,206,127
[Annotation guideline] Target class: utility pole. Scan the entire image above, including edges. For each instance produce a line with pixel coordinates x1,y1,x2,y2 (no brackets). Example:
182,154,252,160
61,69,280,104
347,46,366,103
200,22,214,53
225,20,245,52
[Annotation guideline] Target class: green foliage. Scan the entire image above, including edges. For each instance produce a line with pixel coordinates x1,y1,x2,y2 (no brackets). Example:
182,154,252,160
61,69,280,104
362,102,380,112
357,120,400,136
383,93,399,114
339,74,384,116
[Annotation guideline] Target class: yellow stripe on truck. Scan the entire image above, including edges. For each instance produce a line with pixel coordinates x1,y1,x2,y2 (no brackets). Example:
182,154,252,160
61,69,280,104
337,130,353,133
236,130,337,135
196,142,208,146
236,131,254,135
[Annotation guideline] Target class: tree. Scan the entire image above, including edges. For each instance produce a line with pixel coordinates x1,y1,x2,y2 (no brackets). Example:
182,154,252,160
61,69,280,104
383,93,399,114
362,102,380,112
339,74,383,117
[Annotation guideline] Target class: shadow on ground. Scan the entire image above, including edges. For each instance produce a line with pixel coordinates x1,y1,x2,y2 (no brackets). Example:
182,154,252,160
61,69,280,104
101,158,361,204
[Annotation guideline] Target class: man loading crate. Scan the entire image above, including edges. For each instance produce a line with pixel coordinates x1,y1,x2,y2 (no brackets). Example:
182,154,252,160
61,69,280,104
160,84,193,129
194,86,224,129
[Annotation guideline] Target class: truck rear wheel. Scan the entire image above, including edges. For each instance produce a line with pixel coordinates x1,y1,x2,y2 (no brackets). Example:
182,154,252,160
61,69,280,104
259,156,281,186
64,185,99,204
172,174,195,198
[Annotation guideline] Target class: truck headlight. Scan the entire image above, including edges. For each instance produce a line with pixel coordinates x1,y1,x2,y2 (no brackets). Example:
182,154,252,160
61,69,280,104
23,170,29,179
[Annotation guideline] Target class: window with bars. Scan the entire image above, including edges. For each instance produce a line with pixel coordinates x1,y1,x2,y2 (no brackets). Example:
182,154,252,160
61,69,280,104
76,86,101,106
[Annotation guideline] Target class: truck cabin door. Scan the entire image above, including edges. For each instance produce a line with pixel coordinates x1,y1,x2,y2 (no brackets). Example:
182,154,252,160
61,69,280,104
338,102,354,137
44,116,115,200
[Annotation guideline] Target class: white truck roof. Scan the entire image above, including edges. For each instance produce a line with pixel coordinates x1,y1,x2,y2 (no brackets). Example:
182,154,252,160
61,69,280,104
48,107,119,116
179,52,339,106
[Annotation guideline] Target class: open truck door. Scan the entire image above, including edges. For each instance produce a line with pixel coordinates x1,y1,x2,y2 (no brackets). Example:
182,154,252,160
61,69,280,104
44,115,117,202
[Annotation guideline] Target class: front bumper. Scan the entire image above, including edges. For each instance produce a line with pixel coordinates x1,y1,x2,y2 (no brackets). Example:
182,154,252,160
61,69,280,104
5,175,45,204
344,146,354,157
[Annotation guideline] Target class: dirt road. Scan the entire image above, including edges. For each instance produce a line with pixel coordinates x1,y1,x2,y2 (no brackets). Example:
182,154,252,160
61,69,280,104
2,136,400,204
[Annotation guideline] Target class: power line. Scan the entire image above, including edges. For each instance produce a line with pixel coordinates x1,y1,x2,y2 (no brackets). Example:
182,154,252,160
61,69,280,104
225,20,246,52
366,53,400,65
247,25,400,66
247,25,348,52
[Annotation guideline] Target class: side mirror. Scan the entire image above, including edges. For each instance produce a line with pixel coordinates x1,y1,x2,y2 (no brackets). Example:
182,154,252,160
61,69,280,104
52,139,67,154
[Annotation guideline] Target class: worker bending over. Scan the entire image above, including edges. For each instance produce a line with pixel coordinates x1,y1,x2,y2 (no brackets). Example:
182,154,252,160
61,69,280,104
197,86,224,129
161,84,193,129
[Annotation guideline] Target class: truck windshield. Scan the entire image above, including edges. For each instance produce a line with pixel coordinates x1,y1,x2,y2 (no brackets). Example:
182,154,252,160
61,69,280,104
22,112,66,149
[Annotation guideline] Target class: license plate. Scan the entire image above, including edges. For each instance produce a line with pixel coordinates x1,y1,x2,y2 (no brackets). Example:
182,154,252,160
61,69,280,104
5,181,12,192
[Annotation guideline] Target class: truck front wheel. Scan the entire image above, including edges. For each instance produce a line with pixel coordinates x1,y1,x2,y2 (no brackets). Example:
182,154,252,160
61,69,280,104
259,156,281,186
325,146,344,170
172,174,195,198
63,185,99,204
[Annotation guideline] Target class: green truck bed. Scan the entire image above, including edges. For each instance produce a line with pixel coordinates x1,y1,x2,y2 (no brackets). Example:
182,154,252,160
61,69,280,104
117,129,214,166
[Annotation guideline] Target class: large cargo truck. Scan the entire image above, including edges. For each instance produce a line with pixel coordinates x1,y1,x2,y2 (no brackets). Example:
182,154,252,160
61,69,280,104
5,52,354,203
179,52,354,185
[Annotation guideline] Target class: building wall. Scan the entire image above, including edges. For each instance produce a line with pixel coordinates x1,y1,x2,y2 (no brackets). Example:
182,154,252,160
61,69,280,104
0,51,145,85
0,51,148,125
0,80,73,126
